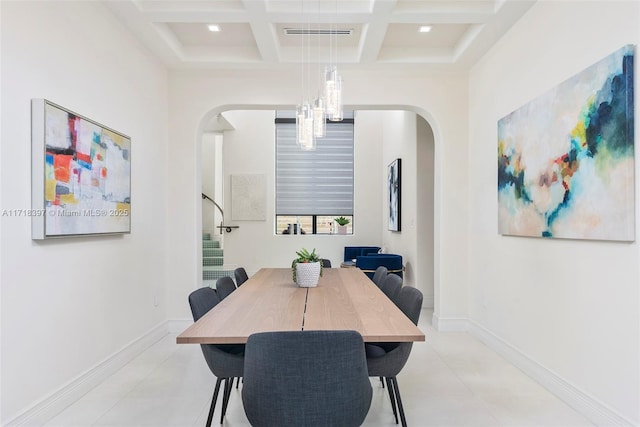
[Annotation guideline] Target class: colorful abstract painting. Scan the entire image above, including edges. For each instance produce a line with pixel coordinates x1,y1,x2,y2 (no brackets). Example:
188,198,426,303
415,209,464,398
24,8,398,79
498,45,635,241
32,100,131,238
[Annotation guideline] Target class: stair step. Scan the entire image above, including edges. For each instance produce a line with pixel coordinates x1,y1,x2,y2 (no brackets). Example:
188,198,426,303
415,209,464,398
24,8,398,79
203,248,224,257
202,232,225,280
202,280,217,288
203,267,234,281
203,256,224,266
202,240,221,249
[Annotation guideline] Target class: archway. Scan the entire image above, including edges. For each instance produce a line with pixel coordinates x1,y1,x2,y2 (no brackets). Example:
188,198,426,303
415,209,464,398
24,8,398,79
196,105,440,319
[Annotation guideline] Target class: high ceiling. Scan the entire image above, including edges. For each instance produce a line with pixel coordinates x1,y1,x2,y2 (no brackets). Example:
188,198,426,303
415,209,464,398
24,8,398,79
105,0,535,70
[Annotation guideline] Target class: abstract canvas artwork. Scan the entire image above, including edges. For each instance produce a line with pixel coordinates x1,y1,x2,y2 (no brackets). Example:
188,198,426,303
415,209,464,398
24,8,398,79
231,174,266,221
498,45,635,241
388,158,401,232
32,99,131,239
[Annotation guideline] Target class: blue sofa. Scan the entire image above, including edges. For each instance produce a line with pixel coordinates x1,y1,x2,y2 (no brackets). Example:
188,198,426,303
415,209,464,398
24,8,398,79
343,246,381,267
356,254,403,280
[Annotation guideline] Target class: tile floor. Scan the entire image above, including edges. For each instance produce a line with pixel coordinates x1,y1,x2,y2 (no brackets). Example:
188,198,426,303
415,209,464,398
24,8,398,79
45,310,594,426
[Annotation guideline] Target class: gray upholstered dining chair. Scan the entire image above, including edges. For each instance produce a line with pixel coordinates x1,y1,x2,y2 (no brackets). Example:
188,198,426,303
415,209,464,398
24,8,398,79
242,330,373,427
366,286,423,427
380,273,402,301
188,287,244,427
234,267,249,286
321,258,332,268
372,266,388,288
216,276,236,300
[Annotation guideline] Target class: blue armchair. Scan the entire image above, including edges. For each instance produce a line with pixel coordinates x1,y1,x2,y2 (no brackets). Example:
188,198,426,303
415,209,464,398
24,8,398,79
356,254,403,280
343,246,381,263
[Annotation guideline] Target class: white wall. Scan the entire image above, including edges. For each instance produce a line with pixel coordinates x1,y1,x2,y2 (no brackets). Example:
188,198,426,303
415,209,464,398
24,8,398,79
214,134,224,238
417,115,435,307
201,133,217,236
381,111,418,289
379,111,436,301
0,2,169,422
218,109,384,274
167,69,469,321
468,1,639,424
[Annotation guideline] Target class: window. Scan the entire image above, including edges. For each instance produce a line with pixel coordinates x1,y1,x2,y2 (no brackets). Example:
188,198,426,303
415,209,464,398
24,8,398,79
276,215,353,235
275,111,354,235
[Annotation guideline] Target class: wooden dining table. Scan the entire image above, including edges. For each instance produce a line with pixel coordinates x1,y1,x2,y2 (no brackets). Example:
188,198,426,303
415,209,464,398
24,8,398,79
177,267,425,344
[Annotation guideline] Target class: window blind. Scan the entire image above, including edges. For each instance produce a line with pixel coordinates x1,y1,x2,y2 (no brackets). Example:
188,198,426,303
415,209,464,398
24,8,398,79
275,111,354,216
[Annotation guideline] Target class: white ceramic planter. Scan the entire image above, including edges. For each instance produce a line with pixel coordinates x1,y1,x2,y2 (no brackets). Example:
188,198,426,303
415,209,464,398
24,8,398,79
337,225,347,234
295,261,321,287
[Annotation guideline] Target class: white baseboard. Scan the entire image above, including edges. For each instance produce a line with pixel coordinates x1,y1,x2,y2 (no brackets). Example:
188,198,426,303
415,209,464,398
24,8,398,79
422,295,435,309
468,320,635,427
6,322,169,426
432,314,469,332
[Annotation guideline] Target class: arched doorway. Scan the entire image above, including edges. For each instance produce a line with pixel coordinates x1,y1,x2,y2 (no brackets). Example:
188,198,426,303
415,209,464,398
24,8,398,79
196,106,438,317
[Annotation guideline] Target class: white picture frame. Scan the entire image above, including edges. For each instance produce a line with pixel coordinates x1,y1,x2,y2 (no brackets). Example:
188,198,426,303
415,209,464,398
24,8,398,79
31,99,131,239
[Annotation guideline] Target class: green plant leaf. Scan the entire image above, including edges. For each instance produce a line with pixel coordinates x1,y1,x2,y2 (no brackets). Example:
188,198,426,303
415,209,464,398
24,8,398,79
292,247,322,282
334,216,350,226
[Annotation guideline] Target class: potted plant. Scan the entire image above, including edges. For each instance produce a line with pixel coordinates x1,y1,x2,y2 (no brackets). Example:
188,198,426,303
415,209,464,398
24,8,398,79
292,247,323,287
334,216,350,234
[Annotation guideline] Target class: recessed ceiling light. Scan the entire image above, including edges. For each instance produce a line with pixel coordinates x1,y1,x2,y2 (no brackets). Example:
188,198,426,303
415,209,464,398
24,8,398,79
419,26,432,33
208,24,220,32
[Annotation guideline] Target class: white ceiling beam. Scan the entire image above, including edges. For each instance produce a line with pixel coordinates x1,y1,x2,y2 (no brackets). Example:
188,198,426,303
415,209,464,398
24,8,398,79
357,0,397,63
254,12,377,24
452,24,484,61
103,1,183,67
393,0,497,14
377,47,455,64
141,10,250,23
389,12,492,24
452,0,535,67
242,0,280,63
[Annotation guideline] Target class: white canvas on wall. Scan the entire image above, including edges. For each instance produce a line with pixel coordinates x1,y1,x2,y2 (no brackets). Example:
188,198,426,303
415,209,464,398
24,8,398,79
231,174,266,221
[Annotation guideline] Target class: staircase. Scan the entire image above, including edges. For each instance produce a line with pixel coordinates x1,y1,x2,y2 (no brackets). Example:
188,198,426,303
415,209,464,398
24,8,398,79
202,233,234,286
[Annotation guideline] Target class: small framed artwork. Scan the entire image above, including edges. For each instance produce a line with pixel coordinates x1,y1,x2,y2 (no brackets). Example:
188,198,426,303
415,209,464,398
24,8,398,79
31,99,131,239
388,158,401,231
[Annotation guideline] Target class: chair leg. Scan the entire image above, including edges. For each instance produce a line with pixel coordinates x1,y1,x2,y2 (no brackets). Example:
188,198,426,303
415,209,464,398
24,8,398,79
225,377,235,408
206,378,222,427
390,377,407,427
236,376,240,389
380,376,385,388
220,378,233,424
385,376,399,424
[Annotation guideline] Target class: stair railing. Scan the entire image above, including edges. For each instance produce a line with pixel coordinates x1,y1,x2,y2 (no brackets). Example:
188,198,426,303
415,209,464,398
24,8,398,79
202,193,239,233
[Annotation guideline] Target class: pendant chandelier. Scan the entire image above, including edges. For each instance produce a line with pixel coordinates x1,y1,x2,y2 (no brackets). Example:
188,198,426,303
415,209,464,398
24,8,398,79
296,0,344,150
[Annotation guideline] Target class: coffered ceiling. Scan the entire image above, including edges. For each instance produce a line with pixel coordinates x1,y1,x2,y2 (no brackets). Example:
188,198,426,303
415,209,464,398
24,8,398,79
105,0,535,70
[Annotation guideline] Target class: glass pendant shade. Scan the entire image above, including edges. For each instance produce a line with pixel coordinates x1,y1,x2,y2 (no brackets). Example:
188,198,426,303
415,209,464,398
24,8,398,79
296,102,315,150
328,75,343,121
297,103,310,146
294,18,344,150
301,114,316,151
324,66,343,122
324,65,337,88
296,104,306,146
324,66,337,115
312,97,326,138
